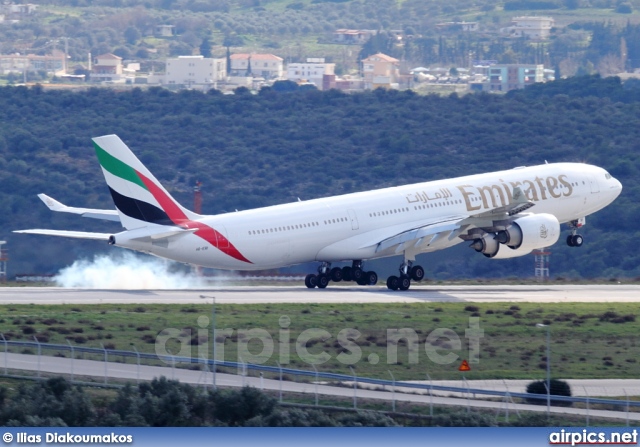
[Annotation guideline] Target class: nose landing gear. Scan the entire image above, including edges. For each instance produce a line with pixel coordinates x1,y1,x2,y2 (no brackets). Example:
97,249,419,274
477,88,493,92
567,218,585,247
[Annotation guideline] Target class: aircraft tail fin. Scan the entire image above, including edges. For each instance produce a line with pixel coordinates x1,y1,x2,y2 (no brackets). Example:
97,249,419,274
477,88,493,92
92,135,200,230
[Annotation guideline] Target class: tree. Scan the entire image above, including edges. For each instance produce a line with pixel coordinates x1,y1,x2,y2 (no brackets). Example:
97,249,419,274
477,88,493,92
212,387,276,426
526,379,573,407
124,27,141,46
358,32,397,61
223,33,244,48
597,53,623,76
615,1,632,13
563,0,580,9
272,80,299,92
199,36,212,58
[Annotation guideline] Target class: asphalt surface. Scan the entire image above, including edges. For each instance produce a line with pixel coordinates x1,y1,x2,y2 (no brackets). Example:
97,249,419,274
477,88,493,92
2,284,640,304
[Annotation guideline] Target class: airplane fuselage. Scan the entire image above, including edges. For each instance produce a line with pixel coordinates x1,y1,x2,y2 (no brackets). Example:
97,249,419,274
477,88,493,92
119,162,621,271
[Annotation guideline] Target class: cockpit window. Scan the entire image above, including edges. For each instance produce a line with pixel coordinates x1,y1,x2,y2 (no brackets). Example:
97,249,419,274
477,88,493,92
605,173,612,179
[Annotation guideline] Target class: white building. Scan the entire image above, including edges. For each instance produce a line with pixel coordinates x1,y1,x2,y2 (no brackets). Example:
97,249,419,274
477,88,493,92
333,29,375,44
0,3,36,23
165,55,226,87
361,53,400,90
229,53,283,79
91,53,123,83
435,21,479,32
0,51,64,75
286,58,335,90
502,17,554,40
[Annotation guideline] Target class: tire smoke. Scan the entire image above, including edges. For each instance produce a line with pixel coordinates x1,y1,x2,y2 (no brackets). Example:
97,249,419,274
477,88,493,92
54,253,206,289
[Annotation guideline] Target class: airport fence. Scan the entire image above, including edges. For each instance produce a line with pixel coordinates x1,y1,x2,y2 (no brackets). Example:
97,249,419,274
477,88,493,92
1,338,639,423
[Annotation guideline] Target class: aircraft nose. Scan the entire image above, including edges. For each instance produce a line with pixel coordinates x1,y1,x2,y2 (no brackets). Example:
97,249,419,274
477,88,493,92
611,177,622,198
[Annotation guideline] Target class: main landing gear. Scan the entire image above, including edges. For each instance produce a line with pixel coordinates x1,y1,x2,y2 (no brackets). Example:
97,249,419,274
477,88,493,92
305,260,378,289
386,260,425,291
567,218,584,247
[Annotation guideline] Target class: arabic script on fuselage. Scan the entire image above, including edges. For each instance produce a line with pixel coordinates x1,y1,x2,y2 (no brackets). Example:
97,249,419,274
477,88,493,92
405,175,573,212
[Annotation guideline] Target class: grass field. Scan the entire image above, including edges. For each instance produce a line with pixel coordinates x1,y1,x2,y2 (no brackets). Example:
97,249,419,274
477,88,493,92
0,302,638,381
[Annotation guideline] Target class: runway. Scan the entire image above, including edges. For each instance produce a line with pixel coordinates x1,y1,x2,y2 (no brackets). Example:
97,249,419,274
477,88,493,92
1,284,640,304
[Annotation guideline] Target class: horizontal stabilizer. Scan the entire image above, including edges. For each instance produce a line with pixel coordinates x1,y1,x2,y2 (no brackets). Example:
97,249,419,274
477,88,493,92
129,227,197,242
13,229,111,240
38,193,120,222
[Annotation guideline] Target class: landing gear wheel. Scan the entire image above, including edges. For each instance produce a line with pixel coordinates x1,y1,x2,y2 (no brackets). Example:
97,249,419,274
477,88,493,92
398,276,411,291
305,274,317,289
386,275,399,291
356,276,368,286
317,274,329,289
410,265,425,282
330,267,343,282
365,271,378,285
567,234,584,247
352,267,364,282
342,266,353,282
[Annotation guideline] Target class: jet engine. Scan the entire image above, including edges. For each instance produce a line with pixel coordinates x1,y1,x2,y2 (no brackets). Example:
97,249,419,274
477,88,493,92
471,213,560,259
495,213,560,251
470,233,499,258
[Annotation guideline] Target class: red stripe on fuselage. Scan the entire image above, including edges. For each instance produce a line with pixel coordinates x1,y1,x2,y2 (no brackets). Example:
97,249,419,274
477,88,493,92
135,170,252,264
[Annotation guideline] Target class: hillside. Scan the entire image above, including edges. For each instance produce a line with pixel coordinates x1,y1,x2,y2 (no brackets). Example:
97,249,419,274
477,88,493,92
1,75,638,278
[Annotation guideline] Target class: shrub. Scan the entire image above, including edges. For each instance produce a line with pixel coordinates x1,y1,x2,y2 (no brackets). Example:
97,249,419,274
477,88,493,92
526,379,572,407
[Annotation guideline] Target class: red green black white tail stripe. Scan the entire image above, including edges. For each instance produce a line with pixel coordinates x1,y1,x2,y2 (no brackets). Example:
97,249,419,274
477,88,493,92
92,135,251,264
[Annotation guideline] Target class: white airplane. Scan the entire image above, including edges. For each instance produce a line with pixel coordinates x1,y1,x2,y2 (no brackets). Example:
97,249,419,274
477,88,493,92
15,135,622,291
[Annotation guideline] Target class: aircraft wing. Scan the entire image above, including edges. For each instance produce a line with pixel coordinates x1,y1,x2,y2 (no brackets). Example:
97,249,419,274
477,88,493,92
13,229,112,240
360,217,468,254
38,193,120,222
361,187,535,254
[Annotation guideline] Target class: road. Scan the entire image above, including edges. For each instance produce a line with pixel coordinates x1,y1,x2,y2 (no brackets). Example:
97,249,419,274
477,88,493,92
2,284,640,304
2,352,639,422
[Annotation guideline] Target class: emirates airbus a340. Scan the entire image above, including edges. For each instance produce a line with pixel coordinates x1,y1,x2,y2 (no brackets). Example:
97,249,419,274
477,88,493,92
16,135,622,291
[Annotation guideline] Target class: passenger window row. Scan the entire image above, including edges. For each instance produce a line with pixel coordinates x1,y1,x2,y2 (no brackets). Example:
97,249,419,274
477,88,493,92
413,199,462,210
248,221,320,235
368,207,409,218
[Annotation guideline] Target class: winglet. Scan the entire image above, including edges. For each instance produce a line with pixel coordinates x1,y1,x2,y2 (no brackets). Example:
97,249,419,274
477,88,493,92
36,193,120,222
38,193,67,211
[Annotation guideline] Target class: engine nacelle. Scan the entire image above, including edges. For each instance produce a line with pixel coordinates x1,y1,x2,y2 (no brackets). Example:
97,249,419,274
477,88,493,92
495,213,560,252
471,213,560,259
490,245,532,259
470,233,500,257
